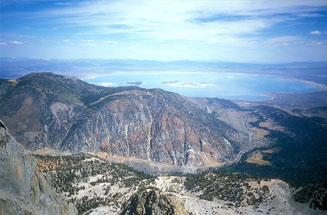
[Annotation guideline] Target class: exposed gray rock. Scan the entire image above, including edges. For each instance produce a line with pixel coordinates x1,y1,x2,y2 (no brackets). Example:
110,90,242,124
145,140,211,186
120,189,188,215
0,120,78,215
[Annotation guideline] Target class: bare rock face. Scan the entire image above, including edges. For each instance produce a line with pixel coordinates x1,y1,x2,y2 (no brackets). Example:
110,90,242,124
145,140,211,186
60,89,241,167
0,73,244,168
120,189,188,215
0,121,78,215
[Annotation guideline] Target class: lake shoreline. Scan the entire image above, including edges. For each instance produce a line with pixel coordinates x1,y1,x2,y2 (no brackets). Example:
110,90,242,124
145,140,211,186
86,72,326,102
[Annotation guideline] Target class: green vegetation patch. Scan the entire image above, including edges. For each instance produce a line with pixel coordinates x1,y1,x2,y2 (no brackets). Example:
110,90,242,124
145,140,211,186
56,93,82,104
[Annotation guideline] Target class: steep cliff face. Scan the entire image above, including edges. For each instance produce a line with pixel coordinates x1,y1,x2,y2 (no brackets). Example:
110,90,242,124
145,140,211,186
0,73,243,167
0,121,77,215
61,89,242,167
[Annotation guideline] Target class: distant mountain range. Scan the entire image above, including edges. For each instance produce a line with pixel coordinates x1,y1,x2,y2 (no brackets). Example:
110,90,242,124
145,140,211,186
0,72,244,168
1,58,326,86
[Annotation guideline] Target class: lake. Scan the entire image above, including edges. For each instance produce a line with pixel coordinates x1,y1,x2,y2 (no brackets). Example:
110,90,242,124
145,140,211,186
85,72,318,101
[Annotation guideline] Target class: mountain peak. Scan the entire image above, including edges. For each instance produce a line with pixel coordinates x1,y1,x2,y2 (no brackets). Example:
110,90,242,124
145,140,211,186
0,73,242,169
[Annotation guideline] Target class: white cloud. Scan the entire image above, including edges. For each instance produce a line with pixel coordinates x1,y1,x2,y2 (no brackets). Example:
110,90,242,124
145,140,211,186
161,81,216,88
103,40,117,45
310,41,323,45
34,0,325,41
81,39,95,43
265,36,302,46
11,40,23,45
27,0,325,56
299,13,324,17
98,82,115,86
310,30,322,35
55,2,73,6
5,0,326,62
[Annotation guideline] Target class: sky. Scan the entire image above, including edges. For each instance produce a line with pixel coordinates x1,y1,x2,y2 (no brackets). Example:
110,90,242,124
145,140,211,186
0,0,326,63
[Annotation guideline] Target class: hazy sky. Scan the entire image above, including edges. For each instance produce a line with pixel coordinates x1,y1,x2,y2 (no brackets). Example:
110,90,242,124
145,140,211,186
1,0,326,62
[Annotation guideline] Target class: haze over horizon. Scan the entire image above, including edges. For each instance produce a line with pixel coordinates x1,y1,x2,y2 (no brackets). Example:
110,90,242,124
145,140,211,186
1,0,327,63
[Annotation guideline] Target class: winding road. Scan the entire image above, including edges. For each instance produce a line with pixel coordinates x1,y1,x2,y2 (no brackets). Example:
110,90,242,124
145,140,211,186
225,113,254,166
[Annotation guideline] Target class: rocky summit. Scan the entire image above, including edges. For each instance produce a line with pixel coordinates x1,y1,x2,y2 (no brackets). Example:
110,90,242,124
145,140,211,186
0,120,77,215
120,189,188,215
0,73,244,168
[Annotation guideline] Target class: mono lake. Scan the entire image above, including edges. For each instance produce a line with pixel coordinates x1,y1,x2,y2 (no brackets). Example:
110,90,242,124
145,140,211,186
85,72,319,101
